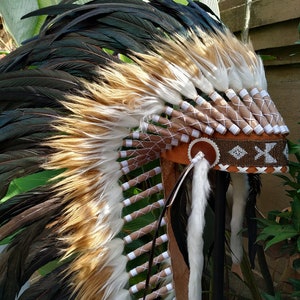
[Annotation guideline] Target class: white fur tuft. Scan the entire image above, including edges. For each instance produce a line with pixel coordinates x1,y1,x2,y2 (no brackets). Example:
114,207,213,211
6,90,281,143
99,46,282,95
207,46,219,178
187,156,210,300
164,63,198,99
229,173,249,264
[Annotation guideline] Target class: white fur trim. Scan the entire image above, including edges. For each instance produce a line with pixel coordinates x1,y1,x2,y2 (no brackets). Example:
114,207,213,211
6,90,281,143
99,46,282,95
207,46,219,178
229,173,249,264
187,157,210,300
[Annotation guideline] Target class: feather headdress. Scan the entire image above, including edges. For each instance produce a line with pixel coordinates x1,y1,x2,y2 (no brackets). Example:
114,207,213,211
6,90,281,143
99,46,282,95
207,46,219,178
0,1,288,299
43,30,288,299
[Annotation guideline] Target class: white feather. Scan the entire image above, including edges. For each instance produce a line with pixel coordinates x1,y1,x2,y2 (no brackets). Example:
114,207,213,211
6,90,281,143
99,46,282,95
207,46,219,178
153,81,183,105
199,0,220,18
193,53,229,92
192,71,215,95
164,63,198,99
16,281,30,300
228,66,243,92
255,56,268,90
233,58,255,89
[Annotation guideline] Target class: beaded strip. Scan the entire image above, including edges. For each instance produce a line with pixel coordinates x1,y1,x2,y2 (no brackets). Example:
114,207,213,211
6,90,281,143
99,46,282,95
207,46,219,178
195,95,238,134
123,199,165,223
164,106,214,135
126,234,169,261
225,89,263,134
129,267,172,294
129,251,170,278
124,218,166,244
141,283,174,300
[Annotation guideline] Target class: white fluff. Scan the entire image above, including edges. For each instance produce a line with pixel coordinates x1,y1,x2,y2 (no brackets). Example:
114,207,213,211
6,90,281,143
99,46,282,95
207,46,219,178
101,240,129,300
143,77,183,106
234,58,255,90
255,56,268,90
187,156,210,300
193,54,229,92
192,72,215,95
164,63,198,99
228,66,243,91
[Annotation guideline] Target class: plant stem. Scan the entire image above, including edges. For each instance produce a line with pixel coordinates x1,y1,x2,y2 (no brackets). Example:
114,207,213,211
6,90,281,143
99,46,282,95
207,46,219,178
257,244,275,295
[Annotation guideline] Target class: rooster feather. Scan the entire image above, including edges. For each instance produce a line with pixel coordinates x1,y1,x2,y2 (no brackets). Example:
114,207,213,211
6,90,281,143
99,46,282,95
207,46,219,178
0,0,286,299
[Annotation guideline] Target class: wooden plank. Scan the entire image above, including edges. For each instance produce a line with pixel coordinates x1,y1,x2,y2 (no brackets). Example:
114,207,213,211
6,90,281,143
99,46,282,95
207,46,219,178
220,0,300,32
219,0,245,11
258,65,300,215
264,65,300,141
259,45,300,66
249,19,300,50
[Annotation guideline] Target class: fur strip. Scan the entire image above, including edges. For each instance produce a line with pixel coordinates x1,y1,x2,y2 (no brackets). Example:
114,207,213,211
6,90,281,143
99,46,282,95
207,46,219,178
187,156,210,300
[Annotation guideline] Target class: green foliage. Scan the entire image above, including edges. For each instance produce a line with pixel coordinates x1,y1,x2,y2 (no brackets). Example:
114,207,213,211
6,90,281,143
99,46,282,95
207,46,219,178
290,278,300,297
0,169,62,203
174,0,188,4
296,22,300,44
257,137,300,297
0,0,58,45
0,0,91,46
258,139,300,251
261,292,282,300
260,55,277,61
240,251,263,300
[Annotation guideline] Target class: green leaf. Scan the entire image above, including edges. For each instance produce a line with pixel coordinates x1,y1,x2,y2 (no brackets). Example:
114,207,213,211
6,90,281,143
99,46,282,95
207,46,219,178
0,169,63,203
265,230,298,250
260,55,277,61
268,210,291,223
0,0,60,45
174,0,188,4
288,140,300,155
118,54,134,63
0,230,23,245
257,218,277,227
261,292,282,300
292,258,300,271
39,259,63,276
292,199,300,232
261,224,284,235
289,278,300,291
240,251,262,300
